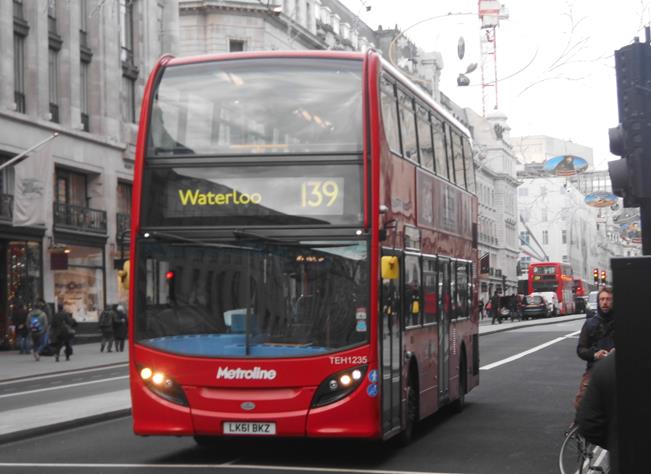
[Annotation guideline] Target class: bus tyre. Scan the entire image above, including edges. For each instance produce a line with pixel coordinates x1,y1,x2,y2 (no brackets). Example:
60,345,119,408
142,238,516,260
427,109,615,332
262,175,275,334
451,355,467,413
398,378,418,446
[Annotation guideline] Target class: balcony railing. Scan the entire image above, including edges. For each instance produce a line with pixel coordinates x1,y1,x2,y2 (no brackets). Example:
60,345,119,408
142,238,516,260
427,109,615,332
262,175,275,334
53,202,107,234
0,194,13,221
116,212,130,239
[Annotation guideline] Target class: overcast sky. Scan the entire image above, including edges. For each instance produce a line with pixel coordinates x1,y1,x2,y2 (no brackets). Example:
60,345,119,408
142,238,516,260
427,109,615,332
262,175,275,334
340,0,651,170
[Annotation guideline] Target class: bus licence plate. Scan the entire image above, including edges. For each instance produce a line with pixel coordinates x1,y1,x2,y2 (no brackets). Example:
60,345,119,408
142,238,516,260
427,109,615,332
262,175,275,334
223,422,276,435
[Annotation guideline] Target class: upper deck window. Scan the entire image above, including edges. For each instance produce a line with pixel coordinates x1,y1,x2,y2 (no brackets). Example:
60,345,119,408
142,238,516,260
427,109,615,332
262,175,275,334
149,58,363,156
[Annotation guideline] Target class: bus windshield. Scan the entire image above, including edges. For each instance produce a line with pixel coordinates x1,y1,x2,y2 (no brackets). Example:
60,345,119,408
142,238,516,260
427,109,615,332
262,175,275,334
135,239,369,357
149,58,363,156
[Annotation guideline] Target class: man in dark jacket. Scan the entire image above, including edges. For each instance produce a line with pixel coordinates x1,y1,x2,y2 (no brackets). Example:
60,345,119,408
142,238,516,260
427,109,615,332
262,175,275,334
574,287,614,410
577,352,618,473
51,304,76,362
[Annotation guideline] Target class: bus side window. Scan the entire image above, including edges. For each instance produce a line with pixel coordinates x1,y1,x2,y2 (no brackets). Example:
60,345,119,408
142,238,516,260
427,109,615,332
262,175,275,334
397,89,418,163
404,255,422,327
444,124,456,185
462,137,476,194
380,76,401,155
456,262,469,318
416,105,434,171
451,130,466,190
423,257,437,324
432,114,448,180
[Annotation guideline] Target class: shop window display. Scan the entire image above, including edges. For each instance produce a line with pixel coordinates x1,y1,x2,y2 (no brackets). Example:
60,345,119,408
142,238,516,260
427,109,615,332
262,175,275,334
53,244,104,322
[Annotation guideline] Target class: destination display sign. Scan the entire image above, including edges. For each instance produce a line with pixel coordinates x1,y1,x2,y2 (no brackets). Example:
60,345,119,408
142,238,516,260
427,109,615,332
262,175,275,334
175,177,344,215
141,164,362,226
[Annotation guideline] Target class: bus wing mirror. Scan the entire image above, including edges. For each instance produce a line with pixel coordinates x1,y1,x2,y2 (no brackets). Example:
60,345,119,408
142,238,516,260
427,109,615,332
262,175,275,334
117,260,130,290
381,256,399,280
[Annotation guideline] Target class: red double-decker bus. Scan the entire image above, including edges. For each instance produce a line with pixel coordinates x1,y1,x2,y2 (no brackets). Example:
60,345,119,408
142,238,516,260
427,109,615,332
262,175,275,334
128,50,479,444
527,262,575,315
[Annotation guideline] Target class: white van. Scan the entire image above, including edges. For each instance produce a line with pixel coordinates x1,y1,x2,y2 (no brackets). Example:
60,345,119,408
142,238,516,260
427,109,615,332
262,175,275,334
531,292,559,317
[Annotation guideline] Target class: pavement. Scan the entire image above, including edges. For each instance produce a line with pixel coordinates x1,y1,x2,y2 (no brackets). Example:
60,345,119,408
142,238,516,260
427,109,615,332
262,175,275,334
0,313,585,444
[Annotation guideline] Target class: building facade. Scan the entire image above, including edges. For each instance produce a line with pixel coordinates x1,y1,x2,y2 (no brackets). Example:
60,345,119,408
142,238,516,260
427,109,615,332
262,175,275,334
0,0,179,343
465,110,520,301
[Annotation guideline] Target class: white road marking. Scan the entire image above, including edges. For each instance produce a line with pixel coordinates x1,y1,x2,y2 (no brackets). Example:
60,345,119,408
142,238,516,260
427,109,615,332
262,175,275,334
0,364,128,386
0,376,128,399
480,330,581,370
0,464,461,474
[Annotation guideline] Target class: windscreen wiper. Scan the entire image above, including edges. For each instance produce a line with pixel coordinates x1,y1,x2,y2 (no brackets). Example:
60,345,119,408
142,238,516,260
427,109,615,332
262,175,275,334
141,230,255,250
232,230,359,249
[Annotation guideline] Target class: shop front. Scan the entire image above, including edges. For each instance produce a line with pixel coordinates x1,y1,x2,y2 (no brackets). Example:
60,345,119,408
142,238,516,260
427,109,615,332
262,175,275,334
0,228,44,349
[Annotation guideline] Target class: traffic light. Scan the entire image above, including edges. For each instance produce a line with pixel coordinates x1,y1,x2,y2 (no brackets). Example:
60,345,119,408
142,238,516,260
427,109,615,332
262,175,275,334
601,270,607,284
593,268,599,284
165,269,176,301
608,35,651,206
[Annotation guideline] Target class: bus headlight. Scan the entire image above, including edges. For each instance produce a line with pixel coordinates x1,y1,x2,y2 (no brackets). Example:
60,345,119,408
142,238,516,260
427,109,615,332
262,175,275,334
311,365,367,408
138,365,189,407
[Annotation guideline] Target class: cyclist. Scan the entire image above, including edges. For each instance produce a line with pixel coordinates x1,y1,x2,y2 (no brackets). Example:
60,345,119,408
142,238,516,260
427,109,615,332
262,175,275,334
574,286,614,411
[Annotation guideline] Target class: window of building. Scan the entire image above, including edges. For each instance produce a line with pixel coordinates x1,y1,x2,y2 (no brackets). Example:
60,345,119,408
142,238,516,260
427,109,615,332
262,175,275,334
123,75,136,123
229,39,245,52
562,229,567,244
13,34,25,113
542,230,549,245
80,62,89,131
48,49,59,123
562,255,568,263
120,0,138,123
55,169,88,207
48,0,57,34
519,231,530,245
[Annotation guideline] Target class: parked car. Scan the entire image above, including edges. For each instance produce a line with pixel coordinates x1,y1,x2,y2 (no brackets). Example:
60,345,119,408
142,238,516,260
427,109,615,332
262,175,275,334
521,294,549,319
531,291,559,317
585,290,599,318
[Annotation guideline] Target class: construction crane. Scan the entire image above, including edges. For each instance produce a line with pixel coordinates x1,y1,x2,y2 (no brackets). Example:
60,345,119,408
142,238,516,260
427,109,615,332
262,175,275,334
478,0,509,116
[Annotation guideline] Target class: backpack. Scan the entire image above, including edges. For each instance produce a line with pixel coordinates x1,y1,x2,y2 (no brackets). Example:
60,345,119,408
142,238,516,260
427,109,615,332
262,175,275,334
29,313,43,333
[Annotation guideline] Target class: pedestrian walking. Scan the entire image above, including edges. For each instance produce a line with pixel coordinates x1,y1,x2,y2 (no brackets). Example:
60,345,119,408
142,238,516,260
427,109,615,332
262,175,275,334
112,304,128,352
99,305,116,352
478,299,485,320
11,301,30,354
51,304,77,362
27,302,49,361
490,291,500,325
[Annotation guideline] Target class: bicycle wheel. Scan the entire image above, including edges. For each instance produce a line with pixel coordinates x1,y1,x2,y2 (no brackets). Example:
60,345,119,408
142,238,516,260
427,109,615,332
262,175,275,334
559,425,590,474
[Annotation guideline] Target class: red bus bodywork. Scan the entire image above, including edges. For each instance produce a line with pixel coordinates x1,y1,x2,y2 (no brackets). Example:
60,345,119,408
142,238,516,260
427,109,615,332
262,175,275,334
528,262,575,315
129,50,479,442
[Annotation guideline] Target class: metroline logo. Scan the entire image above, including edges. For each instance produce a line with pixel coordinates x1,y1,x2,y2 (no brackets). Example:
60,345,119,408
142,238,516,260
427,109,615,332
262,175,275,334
216,366,277,380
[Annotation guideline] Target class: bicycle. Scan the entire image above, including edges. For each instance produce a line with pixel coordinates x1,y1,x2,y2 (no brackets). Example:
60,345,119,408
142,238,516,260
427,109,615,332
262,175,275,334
559,424,610,474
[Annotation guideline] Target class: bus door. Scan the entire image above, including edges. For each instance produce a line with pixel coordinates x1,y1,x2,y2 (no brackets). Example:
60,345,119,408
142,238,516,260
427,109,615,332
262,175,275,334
437,257,450,401
380,250,402,435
